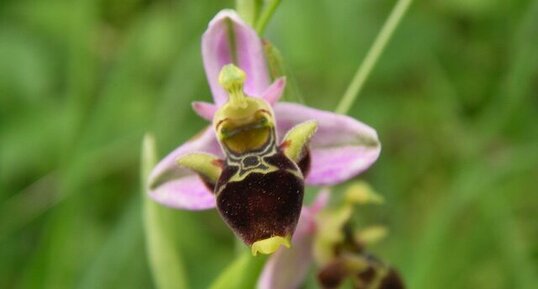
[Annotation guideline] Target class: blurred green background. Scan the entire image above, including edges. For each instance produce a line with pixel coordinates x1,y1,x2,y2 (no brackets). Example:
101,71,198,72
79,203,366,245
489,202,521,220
1,0,537,288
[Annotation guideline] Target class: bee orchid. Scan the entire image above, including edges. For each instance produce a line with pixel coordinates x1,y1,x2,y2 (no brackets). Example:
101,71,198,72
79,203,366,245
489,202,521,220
147,9,381,255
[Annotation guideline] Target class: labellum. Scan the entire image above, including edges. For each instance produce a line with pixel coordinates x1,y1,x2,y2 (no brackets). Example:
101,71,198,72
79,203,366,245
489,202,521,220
177,64,317,255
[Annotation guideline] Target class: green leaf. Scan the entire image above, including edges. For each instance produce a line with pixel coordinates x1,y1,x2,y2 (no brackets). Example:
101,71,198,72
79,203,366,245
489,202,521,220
208,251,267,289
141,134,189,289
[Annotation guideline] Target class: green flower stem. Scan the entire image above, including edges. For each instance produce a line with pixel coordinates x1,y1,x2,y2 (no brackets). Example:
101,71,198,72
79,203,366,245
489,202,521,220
236,0,263,26
141,134,189,289
335,0,413,115
255,0,282,34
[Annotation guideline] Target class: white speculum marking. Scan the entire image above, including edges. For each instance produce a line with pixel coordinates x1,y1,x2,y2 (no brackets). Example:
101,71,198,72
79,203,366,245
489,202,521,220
225,128,279,182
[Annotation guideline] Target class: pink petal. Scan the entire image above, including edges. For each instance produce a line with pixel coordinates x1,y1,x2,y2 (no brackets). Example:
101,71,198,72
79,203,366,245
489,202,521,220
202,9,270,106
192,101,217,121
308,188,330,215
148,127,222,210
262,77,286,105
274,102,381,185
258,191,330,289
150,176,216,210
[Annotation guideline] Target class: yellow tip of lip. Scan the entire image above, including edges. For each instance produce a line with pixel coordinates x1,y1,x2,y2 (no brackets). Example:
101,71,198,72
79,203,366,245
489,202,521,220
251,236,291,256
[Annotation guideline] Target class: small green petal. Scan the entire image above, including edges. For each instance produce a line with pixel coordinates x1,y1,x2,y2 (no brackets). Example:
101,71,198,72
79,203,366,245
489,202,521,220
281,120,318,163
176,153,222,183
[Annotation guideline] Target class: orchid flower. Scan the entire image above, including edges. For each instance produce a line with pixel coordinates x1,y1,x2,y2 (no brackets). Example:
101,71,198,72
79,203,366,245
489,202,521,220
259,183,405,289
147,9,381,255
